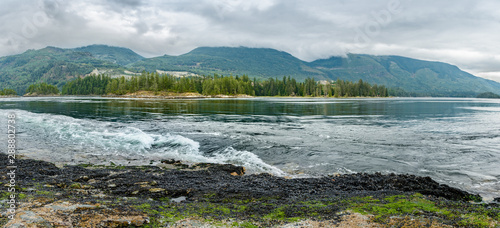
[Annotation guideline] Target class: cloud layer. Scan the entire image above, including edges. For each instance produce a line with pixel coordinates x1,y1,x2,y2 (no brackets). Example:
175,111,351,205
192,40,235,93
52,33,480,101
1,0,500,82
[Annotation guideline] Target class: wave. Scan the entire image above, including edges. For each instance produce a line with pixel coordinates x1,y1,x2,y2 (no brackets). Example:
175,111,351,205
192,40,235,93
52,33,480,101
210,147,285,175
11,109,284,175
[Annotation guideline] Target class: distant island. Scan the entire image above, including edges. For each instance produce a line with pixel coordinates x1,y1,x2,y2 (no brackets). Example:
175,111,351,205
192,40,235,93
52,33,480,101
23,73,390,98
0,88,16,96
476,92,500,99
23,82,60,96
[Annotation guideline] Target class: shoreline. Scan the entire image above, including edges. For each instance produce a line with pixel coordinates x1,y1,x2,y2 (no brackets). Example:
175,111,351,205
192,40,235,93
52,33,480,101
3,91,488,99
5,93,487,100
7,94,401,99
1,153,499,227
7,91,397,99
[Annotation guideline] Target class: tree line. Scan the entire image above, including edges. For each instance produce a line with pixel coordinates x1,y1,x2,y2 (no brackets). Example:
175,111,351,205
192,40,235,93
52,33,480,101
0,88,17,96
476,92,500,99
25,83,60,95
59,72,390,97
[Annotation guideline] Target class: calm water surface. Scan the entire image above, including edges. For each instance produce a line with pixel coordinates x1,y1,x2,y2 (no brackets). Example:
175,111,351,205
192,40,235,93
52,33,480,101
1,97,499,200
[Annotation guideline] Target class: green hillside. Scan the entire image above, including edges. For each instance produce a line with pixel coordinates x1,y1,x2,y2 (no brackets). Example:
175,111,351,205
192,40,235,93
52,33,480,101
311,54,500,96
130,47,500,96
0,47,125,94
73,44,144,66
1,45,499,96
129,47,326,80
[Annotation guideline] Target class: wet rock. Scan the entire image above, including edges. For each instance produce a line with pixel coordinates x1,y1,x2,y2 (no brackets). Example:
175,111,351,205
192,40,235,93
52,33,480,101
171,196,187,203
161,159,189,168
134,181,150,188
74,175,89,182
92,192,107,198
206,163,246,176
148,188,166,193
0,153,480,207
69,183,84,189
161,159,182,165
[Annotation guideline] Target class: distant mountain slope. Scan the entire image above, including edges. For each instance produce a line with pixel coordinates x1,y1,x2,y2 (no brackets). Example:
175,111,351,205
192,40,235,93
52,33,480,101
129,47,326,81
1,45,499,96
73,44,144,66
0,46,124,94
310,54,500,96
130,47,500,96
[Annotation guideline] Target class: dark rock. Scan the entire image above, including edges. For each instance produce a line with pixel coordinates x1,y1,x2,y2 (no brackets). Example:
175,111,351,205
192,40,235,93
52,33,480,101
161,159,181,165
0,153,480,203
161,159,189,168
207,163,246,176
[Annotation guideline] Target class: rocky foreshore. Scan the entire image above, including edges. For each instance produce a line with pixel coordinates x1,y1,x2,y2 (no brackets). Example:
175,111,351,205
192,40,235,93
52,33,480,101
1,153,499,227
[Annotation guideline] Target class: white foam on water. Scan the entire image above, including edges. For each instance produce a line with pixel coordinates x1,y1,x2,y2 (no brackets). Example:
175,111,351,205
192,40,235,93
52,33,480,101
211,147,285,176
19,111,182,156
10,109,284,175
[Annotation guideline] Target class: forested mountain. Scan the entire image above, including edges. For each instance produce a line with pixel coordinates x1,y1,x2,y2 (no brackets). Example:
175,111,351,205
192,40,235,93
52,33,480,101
310,54,500,96
1,45,499,96
73,45,144,66
129,47,324,81
0,47,126,94
130,47,500,96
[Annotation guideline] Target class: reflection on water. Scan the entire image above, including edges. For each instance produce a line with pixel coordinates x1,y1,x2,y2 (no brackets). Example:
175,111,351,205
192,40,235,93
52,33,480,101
0,97,488,119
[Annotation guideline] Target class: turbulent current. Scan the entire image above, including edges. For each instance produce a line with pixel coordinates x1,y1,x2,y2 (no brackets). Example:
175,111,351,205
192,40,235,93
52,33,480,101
0,97,499,200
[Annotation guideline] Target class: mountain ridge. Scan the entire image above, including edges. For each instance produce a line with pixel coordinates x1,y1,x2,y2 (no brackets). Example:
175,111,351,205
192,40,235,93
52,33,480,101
73,44,144,66
0,46,127,94
0,45,499,96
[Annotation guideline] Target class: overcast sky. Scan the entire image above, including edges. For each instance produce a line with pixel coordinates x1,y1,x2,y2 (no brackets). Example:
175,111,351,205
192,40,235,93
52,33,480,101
1,0,500,82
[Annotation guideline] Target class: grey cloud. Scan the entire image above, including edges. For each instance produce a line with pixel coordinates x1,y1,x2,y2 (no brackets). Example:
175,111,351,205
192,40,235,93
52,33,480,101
133,21,149,34
103,0,144,11
0,0,499,81
108,0,143,7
